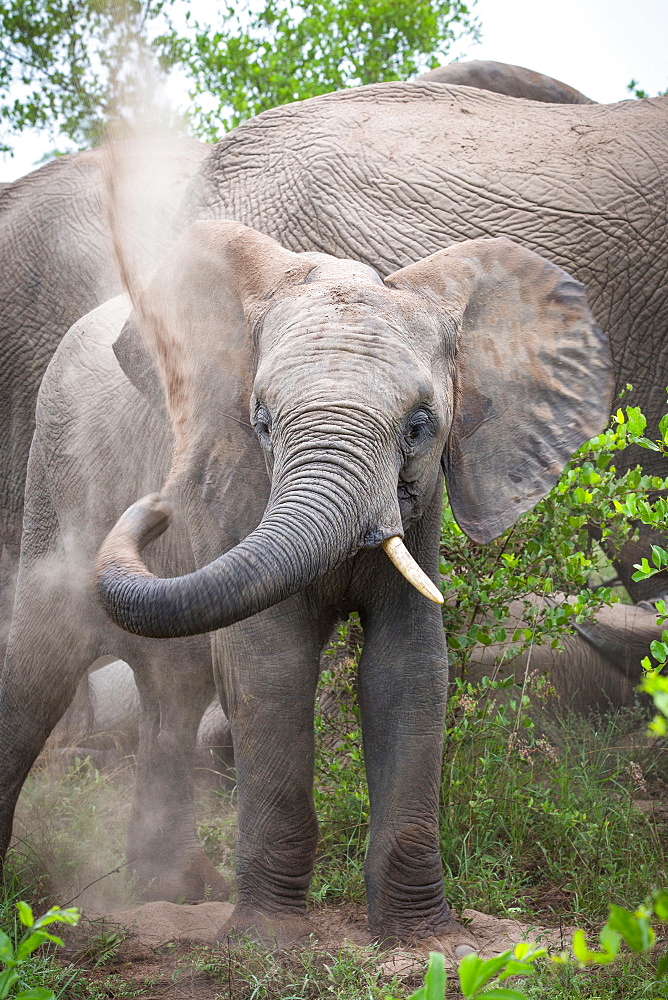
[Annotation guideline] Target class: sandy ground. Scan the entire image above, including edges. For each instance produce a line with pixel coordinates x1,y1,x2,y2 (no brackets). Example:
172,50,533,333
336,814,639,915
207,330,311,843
56,897,568,999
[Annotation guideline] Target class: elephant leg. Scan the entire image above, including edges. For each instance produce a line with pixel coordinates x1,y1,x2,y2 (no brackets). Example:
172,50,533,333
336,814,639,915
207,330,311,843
213,594,322,947
124,635,232,902
356,516,474,955
0,541,18,669
0,555,101,859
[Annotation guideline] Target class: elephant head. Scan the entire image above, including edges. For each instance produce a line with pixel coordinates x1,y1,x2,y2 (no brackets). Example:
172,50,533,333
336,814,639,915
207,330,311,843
95,221,612,637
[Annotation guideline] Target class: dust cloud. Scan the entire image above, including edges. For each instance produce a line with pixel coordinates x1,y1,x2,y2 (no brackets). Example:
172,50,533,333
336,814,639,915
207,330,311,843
6,48,210,914
103,62,202,489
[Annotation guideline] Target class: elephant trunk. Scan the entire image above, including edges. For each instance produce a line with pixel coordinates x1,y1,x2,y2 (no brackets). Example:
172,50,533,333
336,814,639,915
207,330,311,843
95,456,403,638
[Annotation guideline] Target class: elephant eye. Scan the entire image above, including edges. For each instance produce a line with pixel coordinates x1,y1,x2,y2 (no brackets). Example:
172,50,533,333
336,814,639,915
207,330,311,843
403,407,434,448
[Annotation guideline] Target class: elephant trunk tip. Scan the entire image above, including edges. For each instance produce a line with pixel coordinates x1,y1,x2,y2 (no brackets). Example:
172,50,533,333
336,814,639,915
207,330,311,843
95,493,173,582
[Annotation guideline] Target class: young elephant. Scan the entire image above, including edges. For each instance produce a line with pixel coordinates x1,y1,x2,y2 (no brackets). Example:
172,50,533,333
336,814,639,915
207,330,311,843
88,221,612,949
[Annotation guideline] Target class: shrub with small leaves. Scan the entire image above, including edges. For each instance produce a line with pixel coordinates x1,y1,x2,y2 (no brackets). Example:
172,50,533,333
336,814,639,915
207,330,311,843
387,945,547,1000
440,402,666,681
0,902,79,1000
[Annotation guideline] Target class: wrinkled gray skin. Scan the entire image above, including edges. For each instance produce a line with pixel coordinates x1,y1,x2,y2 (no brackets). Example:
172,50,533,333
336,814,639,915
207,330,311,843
467,596,663,714
73,218,610,949
0,139,207,656
419,59,594,104
175,80,668,601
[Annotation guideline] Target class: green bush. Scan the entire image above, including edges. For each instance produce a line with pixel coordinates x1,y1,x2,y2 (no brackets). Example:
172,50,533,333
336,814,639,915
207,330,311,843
0,900,78,1000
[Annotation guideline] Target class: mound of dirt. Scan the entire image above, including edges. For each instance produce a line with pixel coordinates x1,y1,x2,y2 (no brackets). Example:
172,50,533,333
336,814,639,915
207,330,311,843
78,899,565,969
86,900,234,948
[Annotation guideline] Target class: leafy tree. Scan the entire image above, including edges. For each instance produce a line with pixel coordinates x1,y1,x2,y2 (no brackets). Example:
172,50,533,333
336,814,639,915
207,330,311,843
158,0,479,137
0,0,172,154
0,0,478,154
627,78,668,99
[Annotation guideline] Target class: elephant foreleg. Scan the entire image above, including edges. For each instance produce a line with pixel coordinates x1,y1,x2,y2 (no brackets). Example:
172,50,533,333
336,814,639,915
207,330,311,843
213,593,322,948
355,507,475,957
0,558,101,858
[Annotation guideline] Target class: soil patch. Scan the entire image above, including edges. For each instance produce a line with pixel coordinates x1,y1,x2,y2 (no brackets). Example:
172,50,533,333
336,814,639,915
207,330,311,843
58,897,570,1000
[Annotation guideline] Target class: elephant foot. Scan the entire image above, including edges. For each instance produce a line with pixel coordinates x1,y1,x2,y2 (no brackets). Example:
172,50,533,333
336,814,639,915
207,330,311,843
216,903,317,950
131,850,233,904
376,917,476,961
414,919,477,962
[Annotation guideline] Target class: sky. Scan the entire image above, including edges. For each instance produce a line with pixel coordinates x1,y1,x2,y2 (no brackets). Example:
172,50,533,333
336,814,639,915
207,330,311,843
1,0,667,182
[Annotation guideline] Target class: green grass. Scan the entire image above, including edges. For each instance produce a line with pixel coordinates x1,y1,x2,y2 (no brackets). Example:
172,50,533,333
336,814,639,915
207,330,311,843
174,939,413,1000
308,652,667,926
3,626,667,999
524,956,667,999
438,694,667,921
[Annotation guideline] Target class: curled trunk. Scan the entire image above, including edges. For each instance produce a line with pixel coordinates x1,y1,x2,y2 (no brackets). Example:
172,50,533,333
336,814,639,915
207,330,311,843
96,460,401,638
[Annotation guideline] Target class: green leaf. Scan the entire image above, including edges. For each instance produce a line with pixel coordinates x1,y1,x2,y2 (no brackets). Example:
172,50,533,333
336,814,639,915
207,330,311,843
633,558,658,581
422,952,447,1000
458,952,486,996
15,930,64,961
653,889,668,922
652,545,668,568
626,406,647,436
16,902,33,928
0,967,19,999
598,924,622,958
458,951,517,996
512,942,546,962
651,640,668,663
31,906,79,930
0,931,14,964
606,904,655,954
15,989,57,1000
571,928,618,965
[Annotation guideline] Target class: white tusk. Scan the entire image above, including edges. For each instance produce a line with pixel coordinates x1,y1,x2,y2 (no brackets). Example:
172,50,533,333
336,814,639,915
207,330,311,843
381,536,444,604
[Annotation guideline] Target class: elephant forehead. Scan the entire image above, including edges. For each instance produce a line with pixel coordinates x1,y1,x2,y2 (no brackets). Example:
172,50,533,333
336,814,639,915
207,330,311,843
259,282,443,357
257,306,429,394
254,347,438,427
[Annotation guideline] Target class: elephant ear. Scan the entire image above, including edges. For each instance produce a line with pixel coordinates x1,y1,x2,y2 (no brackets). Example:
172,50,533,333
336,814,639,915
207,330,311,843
111,220,317,533
113,314,166,408
387,237,613,544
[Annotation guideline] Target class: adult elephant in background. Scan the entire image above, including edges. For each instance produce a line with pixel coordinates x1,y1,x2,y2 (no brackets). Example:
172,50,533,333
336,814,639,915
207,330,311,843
0,137,207,651
466,595,664,714
418,59,594,104
75,220,612,949
177,80,667,600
